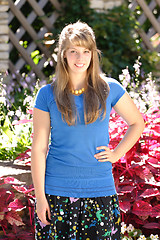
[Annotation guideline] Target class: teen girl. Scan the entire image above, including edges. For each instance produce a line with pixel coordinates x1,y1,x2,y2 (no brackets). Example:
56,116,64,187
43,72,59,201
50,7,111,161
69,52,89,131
31,21,145,240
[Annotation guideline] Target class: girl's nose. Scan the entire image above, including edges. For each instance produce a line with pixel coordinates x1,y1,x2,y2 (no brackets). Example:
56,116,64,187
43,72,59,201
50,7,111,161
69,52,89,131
77,52,83,60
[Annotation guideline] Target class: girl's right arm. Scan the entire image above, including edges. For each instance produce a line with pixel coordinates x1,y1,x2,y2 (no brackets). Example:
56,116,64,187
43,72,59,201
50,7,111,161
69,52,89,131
31,108,51,225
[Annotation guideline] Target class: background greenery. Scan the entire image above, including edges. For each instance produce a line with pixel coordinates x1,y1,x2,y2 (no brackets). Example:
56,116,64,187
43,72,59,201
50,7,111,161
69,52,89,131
1,1,160,238
51,0,159,79
9,0,160,81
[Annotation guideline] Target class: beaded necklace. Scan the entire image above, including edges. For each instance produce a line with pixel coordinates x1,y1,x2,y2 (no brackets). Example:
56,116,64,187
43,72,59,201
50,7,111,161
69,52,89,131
71,87,85,95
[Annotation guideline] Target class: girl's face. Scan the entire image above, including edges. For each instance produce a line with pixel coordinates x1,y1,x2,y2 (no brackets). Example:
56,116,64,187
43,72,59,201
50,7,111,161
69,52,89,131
64,44,92,76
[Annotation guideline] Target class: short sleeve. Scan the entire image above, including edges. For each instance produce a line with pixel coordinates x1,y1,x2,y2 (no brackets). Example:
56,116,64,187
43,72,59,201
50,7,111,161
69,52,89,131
108,78,126,107
34,85,49,112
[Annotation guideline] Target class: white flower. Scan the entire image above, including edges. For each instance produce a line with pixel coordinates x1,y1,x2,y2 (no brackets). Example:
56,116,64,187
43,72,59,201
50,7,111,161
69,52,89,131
15,107,22,118
121,222,127,234
23,95,34,106
137,235,146,240
1,88,6,96
8,111,14,116
122,68,130,76
133,63,139,70
0,96,6,105
150,234,159,240
133,63,141,75
120,68,131,88
127,224,135,233
119,74,124,81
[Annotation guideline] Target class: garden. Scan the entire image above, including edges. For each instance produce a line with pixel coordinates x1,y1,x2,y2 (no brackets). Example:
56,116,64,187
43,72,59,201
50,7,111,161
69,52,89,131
0,0,160,239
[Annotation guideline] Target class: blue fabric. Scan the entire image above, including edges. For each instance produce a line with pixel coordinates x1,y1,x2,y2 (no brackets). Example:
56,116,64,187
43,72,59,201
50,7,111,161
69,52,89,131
34,78,126,198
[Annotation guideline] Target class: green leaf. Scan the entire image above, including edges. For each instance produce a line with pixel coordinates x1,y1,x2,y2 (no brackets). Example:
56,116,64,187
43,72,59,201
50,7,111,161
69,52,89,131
1,116,14,141
31,50,40,59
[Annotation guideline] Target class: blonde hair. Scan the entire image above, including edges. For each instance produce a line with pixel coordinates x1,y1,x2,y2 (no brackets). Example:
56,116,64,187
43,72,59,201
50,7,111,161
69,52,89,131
53,21,110,125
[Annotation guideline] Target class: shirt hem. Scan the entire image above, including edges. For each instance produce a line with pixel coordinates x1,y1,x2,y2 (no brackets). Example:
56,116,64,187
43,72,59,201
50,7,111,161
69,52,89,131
45,187,117,198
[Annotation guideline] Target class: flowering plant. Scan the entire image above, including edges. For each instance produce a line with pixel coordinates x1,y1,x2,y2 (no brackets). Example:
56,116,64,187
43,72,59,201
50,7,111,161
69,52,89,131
110,58,160,237
0,73,45,161
0,58,160,238
121,223,159,240
119,57,159,113
110,105,160,237
0,108,32,161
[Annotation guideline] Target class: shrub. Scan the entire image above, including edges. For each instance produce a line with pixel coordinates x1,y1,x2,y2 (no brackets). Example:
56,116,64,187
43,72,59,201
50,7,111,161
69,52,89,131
110,106,160,237
9,0,160,80
0,177,34,239
50,1,159,80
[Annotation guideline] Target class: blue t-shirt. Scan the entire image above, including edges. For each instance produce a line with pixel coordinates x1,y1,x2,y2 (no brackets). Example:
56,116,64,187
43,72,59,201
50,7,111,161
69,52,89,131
34,78,125,197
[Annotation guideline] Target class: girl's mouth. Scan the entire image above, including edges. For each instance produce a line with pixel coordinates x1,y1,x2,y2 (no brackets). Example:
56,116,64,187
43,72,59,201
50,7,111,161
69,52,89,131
75,64,84,68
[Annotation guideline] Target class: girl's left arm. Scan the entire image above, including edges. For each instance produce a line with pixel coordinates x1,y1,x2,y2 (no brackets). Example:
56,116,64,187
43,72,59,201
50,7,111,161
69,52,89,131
94,92,145,163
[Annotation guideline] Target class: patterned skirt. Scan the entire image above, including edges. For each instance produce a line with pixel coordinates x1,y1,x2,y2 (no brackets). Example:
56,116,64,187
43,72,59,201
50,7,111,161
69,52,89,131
34,194,121,240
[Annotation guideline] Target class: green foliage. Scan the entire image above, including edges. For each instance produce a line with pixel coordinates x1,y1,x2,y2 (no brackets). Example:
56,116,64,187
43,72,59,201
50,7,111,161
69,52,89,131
0,111,32,160
50,1,159,79
53,0,93,30
89,6,140,77
0,75,33,161
31,50,42,65
9,0,159,79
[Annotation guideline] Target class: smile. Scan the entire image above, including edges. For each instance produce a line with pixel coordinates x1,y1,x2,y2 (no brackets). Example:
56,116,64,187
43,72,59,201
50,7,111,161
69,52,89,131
75,64,84,68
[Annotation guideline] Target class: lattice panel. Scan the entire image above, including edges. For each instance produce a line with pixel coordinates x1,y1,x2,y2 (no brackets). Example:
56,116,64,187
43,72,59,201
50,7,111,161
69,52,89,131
128,0,160,53
0,0,9,72
8,0,61,80
8,0,160,79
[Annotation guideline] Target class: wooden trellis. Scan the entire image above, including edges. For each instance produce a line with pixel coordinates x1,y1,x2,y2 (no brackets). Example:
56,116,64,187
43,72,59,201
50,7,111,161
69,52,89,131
7,0,160,79
0,0,9,72
129,0,160,53
8,0,61,80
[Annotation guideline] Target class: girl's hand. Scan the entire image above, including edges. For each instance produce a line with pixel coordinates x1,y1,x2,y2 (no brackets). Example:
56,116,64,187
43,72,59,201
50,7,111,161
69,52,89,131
36,196,51,225
94,146,119,163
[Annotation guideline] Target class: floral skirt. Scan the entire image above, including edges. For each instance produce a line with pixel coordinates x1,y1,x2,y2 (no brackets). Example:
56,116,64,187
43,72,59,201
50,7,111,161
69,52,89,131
34,194,121,240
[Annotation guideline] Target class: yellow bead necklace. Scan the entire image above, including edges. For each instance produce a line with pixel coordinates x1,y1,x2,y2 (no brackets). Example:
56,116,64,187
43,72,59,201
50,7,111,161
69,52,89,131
71,87,85,95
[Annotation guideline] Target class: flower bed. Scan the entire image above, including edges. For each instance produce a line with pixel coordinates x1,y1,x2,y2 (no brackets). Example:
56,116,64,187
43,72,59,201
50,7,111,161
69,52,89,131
110,107,160,237
0,58,160,238
0,177,34,239
121,222,159,239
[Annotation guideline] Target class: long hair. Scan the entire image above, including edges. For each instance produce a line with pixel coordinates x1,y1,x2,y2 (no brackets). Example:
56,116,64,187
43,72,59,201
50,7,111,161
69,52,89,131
53,21,110,125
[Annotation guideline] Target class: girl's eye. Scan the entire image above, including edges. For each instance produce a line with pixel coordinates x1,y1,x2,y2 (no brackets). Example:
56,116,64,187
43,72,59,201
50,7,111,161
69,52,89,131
70,50,76,53
84,50,90,53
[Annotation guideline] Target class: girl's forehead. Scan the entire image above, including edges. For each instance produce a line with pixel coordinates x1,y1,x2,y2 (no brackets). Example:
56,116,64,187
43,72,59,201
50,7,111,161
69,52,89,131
67,44,89,50
65,36,93,50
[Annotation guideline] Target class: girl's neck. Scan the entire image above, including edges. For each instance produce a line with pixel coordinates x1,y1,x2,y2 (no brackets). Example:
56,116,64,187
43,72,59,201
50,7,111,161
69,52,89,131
69,72,87,90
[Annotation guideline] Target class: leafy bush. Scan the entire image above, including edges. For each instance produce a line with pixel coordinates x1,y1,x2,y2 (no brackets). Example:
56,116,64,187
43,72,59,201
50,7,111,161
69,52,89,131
114,58,160,237
110,106,160,237
49,1,160,79
0,109,32,161
0,106,159,238
0,177,34,239
0,74,45,161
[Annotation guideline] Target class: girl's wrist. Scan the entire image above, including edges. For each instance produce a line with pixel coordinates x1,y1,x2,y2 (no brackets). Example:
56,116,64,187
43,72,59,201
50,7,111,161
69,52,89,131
35,191,46,200
112,149,121,163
